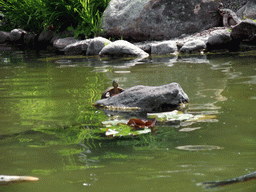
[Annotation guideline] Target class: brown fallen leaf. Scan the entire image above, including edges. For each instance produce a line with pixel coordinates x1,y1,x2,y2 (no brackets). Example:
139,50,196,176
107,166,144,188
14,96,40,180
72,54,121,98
127,118,157,130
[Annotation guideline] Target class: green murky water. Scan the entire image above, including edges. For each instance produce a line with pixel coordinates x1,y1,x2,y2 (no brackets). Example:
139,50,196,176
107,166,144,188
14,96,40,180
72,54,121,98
0,50,256,191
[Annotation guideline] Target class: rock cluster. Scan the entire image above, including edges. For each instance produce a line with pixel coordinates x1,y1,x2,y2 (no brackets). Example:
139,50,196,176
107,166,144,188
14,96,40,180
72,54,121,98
0,22,255,57
0,0,256,55
52,27,239,55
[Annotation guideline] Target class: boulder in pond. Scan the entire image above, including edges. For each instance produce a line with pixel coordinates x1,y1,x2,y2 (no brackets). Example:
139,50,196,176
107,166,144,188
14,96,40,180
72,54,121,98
231,19,256,42
62,39,91,55
86,37,111,56
0,31,10,43
136,42,152,54
53,37,78,50
151,41,177,55
23,32,36,46
10,29,27,43
51,30,75,44
208,29,231,45
99,40,149,58
38,30,54,45
101,0,221,41
206,29,232,50
94,83,189,112
179,39,206,53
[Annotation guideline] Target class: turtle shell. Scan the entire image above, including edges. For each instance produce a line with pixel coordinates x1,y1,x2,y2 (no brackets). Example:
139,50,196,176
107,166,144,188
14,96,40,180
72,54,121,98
101,87,124,99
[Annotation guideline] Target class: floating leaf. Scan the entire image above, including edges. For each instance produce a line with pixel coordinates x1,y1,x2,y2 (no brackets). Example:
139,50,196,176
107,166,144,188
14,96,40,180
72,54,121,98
127,118,157,130
147,110,217,122
100,119,153,137
102,119,128,127
105,128,120,136
189,114,217,122
147,110,193,121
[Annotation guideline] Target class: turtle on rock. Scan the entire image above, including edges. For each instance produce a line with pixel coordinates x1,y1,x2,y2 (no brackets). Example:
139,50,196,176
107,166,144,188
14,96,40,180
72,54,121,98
101,80,124,99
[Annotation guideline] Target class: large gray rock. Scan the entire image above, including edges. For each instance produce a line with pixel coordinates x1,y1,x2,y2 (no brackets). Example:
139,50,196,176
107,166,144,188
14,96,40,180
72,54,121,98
94,83,189,112
102,0,221,41
136,42,152,54
53,37,78,50
38,31,54,44
207,29,232,50
208,29,231,45
10,29,26,43
179,39,206,53
237,0,256,20
99,40,149,58
0,31,10,43
23,32,36,46
231,19,256,41
62,39,91,55
151,41,177,55
51,30,75,44
86,37,111,55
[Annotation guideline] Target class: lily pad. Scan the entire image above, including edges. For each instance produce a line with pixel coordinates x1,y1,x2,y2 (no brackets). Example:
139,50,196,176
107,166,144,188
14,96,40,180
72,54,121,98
147,110,193,121
147,110,217,122
100,120,152,137
102,119,128,127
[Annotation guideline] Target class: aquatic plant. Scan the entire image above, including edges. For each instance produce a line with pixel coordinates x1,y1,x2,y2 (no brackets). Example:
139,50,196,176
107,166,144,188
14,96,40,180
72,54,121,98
0,0,110,38
147,110,217,122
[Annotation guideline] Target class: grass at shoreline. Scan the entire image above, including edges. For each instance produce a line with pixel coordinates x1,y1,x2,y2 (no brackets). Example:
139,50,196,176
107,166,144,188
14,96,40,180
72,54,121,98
0,0,110,39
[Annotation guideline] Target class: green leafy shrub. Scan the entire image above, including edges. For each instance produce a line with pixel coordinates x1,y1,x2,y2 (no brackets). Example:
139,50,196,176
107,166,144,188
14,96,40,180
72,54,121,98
0,0,110,38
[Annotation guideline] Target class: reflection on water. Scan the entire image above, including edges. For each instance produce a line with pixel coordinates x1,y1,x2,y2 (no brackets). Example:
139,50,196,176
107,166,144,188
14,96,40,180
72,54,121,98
175,145,224,151
0,50,256,192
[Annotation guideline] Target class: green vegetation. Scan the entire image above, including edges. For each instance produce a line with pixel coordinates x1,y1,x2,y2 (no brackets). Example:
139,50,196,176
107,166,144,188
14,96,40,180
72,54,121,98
0,0,110,38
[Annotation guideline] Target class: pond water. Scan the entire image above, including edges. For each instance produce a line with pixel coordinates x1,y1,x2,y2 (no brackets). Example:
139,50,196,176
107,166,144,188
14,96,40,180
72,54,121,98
0,49,256,192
